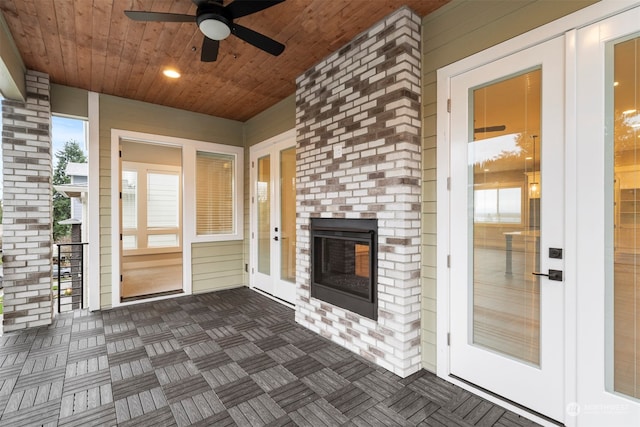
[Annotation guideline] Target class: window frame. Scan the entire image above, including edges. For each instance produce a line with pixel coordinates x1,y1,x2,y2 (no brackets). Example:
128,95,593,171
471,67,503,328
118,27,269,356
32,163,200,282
189,143,244,243
195,151,236,237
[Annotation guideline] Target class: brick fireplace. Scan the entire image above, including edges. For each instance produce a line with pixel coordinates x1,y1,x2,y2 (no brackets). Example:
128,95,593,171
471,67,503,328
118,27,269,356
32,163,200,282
295,7,422,377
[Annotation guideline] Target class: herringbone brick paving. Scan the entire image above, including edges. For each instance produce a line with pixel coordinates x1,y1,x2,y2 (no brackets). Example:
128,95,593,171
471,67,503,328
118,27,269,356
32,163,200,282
0,288,540,426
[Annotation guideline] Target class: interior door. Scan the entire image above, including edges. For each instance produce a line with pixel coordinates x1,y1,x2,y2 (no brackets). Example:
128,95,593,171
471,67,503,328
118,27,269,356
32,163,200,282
250,135,296,304
576,7,640,426
449,37,565,422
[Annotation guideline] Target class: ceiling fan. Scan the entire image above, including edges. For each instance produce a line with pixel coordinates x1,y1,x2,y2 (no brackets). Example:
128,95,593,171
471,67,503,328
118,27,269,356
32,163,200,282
124,0,286,62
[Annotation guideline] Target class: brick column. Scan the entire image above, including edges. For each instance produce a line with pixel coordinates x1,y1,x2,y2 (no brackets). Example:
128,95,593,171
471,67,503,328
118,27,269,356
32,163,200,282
2,70,53,331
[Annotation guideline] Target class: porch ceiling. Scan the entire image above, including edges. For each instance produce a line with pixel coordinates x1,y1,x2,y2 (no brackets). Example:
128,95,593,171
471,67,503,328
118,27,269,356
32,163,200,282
0,0,450,122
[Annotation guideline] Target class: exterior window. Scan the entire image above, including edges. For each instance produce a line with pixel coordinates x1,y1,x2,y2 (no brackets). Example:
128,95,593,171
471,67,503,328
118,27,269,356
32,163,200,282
196,152,235,235
474,187,522,224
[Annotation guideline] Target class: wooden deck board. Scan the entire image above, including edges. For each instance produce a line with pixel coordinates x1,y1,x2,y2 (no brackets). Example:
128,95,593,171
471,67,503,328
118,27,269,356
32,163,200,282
0,288,540,426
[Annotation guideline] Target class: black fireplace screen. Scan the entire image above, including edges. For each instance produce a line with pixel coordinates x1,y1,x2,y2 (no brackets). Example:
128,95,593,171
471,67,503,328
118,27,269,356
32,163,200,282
310,218,377,320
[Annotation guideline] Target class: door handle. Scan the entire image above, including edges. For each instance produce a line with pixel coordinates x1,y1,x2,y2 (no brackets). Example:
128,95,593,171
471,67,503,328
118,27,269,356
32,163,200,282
274,236,279,241
532,269,563,281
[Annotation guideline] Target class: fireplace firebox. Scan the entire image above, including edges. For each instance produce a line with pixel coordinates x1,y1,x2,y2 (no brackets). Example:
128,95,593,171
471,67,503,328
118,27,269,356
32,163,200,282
310,218,377,320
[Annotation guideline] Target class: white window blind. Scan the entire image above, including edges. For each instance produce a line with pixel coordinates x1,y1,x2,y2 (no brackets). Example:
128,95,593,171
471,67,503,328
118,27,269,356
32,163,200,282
196,152,234,235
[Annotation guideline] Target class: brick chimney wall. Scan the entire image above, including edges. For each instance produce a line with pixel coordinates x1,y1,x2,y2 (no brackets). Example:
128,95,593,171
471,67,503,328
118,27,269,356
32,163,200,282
295,7,422,377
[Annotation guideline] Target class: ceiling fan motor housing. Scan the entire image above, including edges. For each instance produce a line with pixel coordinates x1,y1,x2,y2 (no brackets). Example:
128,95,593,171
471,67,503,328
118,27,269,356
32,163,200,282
197,3,232,40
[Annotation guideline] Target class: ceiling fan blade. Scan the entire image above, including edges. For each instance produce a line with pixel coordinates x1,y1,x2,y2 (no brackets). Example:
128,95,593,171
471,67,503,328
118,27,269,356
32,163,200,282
192,0,211,6
226,0,285,19
201,37,220,62
124,11,195,22
232,23,284,56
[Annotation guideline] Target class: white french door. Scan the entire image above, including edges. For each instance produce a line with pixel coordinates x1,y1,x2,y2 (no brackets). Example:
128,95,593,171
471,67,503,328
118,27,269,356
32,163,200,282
250,131,296,304
449,37,566,422
576,7,640,426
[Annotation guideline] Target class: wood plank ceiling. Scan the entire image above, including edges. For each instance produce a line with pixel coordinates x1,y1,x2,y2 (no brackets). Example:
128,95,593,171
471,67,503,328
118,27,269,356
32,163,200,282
0,0,449,122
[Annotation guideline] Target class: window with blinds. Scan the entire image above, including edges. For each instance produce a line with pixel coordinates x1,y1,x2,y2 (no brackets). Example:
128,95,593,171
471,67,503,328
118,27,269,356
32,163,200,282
196,152,235,235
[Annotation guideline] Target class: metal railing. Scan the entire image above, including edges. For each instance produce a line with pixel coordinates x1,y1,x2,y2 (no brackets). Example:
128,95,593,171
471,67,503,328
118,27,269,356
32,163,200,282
55,243,88,312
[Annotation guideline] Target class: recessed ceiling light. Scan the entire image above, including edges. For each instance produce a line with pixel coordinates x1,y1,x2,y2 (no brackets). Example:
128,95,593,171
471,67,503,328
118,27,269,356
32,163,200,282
163,69,181,79
614,81,620,87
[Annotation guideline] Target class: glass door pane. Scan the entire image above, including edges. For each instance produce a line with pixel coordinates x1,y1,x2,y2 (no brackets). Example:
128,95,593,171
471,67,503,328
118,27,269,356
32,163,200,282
612,35,640,399
280,147,296,283
257,155,271,275
470,70,541,365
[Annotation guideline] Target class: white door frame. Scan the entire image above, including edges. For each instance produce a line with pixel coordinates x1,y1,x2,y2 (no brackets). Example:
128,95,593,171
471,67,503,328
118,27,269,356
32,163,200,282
436,1,640,425
110,129,191,307
249,129,296,305
87,91,100,311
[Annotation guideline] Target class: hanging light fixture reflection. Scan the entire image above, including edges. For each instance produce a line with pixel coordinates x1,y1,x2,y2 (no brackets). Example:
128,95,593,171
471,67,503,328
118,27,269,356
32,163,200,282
529,135,540,199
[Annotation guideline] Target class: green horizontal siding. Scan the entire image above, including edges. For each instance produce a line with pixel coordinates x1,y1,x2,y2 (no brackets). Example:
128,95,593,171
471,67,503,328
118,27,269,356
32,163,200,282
192,241,245,293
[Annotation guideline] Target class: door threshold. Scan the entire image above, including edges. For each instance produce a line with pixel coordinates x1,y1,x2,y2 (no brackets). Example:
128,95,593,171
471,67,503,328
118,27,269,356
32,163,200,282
449,374,563,427
251,287,295,309
121,289,183,303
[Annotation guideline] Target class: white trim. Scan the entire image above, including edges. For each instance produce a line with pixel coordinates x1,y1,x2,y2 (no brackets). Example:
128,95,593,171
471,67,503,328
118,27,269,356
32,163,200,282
436,66,451,381
110,130,120,308
110,129,244,308
87,91,100,311
563,28,579,427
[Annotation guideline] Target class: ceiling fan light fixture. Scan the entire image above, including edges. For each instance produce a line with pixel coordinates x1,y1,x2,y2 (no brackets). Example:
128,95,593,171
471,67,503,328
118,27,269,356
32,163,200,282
198,15,231,40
